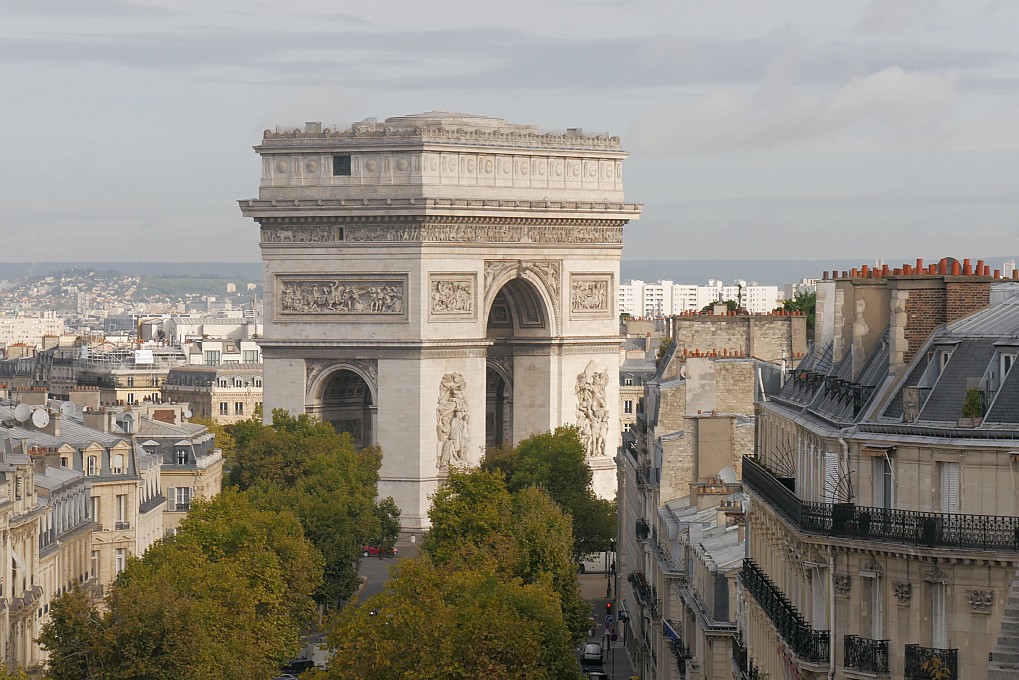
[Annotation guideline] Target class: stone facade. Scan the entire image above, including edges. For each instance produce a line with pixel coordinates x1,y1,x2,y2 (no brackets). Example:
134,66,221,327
240,113,641,528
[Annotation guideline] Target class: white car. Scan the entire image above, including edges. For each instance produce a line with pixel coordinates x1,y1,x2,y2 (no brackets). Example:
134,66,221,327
581,642,603,665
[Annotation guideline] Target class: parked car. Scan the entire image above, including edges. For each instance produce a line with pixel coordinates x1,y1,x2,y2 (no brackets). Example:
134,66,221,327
585,672,610,680
362,545,398,558
581,642,603,666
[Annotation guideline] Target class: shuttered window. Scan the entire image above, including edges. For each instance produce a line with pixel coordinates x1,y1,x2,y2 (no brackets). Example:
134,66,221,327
871,576,885,639
812,567,826,627
932,582,947,648
940,462,960,514
824,451,839,503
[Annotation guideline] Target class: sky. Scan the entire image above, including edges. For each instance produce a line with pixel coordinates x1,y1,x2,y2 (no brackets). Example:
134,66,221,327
2,0,1018,263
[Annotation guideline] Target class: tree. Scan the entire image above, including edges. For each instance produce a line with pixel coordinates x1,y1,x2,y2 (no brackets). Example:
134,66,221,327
483,427,616,559
425,468,590,642
324,558,582,680
228,410,393,605
40,491,323,680
779,291,816,334
700,299,738,314
656,336,673,365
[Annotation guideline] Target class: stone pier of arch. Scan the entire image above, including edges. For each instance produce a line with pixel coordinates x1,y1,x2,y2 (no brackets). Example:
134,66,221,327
240,112,641,529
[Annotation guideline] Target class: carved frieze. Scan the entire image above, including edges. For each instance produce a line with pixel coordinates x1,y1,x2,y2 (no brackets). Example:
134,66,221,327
277,275,406,319
570,274,612,316
576,360,610,458
893,581,912,605
429,274,476,320
833,573,851,597
261,225,342,243
436,373,470,469
330,419,362,440
923,564,949,584
342,224,622,245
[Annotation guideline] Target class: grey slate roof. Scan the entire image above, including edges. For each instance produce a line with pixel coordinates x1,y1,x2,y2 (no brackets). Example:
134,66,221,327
986,364,1019,424
918,338,997,421
0,405,129,449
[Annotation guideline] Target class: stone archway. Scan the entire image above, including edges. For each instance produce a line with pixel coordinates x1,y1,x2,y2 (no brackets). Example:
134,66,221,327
308,367,376,448
486,360,512,448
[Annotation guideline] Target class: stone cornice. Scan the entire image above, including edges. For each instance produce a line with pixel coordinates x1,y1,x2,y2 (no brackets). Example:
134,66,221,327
258,122,626,154
241,197,641,218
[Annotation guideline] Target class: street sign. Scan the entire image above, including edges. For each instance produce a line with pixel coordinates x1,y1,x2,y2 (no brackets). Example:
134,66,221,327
604,614,614,626
610,632,618,642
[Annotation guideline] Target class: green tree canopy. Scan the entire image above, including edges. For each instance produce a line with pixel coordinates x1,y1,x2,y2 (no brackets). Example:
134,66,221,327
324,557,582,680
40,491,323,680
779,290,816,335
482,427,617,559
228,410,399,605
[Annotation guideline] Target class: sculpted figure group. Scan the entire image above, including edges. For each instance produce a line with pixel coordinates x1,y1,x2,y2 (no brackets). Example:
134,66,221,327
280,280,404,315
575,361,610,457
436,373,470,468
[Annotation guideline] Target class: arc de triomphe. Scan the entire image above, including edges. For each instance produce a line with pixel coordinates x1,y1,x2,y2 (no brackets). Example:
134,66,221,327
240,112,641,529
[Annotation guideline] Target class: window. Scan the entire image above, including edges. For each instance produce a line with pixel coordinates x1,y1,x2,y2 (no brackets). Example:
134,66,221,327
624,378,633,386
91,551,99,581
234,377,244,388
332,154,352,176
204,350,221,366
87,456,98,476
176,449,188,465
60,457,68,468
126,393,134,405
15,477,22,500
91,496,100,522
624,400,633,414
939,462,960,514
253,376,263,388
127,376,134,387
932,582,947,648
243,350,259,363
874,457,893,510
112,454,125,474
824,451,839,504
116,494,127,522
219,402,228,415
235,402,244,416
115,548,126,575
175,487,192,512
218,378,228,388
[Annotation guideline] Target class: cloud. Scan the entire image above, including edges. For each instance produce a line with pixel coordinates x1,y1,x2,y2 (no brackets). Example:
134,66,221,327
629,66,959,155
856,0,940,32
4,0,184,18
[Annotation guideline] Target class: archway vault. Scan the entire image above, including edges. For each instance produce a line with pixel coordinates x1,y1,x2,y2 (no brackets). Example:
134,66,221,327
483,260,561,337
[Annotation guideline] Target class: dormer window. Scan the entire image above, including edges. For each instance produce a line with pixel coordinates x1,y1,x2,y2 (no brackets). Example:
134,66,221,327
112,454,125,475
87,456,98,476
176,449,188,465
1002,353,1016,378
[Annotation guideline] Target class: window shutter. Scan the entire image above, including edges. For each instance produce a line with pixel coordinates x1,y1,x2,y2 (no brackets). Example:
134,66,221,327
812,567,826,626
166,487,175,508
932,582,947,648
872,577,885,639
824,451,839,503
940,463,960,514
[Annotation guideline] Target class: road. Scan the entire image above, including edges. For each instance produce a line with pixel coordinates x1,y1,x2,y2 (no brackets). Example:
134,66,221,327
355,535,420,603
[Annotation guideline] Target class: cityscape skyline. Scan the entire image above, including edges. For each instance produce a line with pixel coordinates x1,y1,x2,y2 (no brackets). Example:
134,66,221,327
3,1,1019,261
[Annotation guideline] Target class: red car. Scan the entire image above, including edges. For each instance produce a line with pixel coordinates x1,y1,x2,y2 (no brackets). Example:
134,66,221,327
361,545,398,558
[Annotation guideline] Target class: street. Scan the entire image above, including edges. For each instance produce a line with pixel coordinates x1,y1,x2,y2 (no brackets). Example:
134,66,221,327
577,573,637,679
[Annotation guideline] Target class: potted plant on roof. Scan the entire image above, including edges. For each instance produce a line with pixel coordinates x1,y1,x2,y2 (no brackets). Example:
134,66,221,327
959,388,984,427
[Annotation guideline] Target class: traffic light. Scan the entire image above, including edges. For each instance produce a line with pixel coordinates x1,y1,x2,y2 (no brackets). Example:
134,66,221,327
605,602,612,616
609,538,615,552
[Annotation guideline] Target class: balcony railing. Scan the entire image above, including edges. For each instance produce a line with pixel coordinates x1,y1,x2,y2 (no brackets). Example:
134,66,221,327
744,456,1019,551
114,521,131,530
740,559,830,664
904,644,957,680
636,518,650,540
628,571,655,617
845,635,890,674
636,466,653,489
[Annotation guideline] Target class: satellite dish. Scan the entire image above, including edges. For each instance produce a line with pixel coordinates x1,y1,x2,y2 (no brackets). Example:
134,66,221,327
60,402,77,418
32,409,50,429
718,467,738,484
183,409,193,419
14,404,31,422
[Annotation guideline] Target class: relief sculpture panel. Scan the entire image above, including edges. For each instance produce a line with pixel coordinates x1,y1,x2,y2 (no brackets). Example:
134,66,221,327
429,274,476,321
277,275,407,319
576,360,610,457
570,274,612,317
436,373,471,468
262,225,342,243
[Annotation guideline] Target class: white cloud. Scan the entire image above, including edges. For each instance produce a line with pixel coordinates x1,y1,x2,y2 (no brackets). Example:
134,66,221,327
856,0,940,33
630,66,958,155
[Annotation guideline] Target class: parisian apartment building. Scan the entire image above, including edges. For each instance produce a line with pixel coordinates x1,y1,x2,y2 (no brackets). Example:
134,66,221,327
619,280,784,318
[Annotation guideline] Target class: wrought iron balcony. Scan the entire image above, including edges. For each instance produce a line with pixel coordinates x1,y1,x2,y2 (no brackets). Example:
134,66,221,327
740,558,830,664
744,456,1019,552
636,465,653,489
664,619,691,676
904,644,957,680
636,518,651,540
845,635,890,674
628,570,654,616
